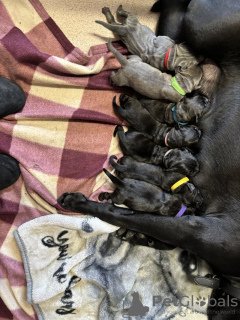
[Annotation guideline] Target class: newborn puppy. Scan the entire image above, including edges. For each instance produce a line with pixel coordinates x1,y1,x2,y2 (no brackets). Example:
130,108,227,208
139,94,210,124
109,155,193,190
96,6,202,70
109,155,203,209
108,40,184,102
98,169,196,216
114,125,167,165
97,6,203,99
115,125,199,176
113,95,201,147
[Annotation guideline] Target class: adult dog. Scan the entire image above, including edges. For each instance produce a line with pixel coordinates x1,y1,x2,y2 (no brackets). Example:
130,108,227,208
59,1,240,318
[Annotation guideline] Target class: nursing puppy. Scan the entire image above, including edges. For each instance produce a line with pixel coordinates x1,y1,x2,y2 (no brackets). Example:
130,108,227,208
109,155,201,197
98,169,199,215
115,126,200,176
113,96,201,147
96,6,202,70
139,94,210,124
107,40,201,102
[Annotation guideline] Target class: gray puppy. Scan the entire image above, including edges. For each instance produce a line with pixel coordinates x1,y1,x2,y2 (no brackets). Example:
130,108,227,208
114,126,199,176
108,40,184,101
113,95,201,147
98,169,200,216
96,6,202,69
107,40,202,102
97,6,203,99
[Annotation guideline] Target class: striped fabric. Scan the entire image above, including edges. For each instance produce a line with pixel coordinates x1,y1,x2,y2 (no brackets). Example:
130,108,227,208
0,1,128,318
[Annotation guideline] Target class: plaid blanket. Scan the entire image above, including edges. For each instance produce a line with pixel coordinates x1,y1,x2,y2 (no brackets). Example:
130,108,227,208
0,1,212,319
0,0,128,318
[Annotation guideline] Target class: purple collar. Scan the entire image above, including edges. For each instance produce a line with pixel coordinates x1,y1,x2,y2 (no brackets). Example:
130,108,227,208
175,205,187,217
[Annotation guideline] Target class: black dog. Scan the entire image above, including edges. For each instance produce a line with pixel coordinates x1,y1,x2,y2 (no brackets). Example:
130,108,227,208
139,94,210,124
59,1,240,318
115,125,200,176
109,155,201,196
98,168,200,216
113,94,202,147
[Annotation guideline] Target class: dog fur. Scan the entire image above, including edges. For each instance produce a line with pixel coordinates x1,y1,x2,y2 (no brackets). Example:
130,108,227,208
109,155,201,199
114,125,199,176
139,93,210,124
113,93,202,147
98,168,199,216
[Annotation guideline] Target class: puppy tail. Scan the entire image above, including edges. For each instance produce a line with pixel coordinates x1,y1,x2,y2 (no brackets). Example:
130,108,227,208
103,168,124,187
95,20,127,36
107,39,128,67
109,155,125,172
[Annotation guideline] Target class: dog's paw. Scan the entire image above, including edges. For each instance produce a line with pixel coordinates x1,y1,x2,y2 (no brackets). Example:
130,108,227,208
109,73,117,86
102,7,110,14
58,192,87,210
116,228,154,247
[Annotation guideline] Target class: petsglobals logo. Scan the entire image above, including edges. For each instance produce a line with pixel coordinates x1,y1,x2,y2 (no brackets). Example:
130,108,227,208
122,291,237,319
153,294,238,308
122,291,149,319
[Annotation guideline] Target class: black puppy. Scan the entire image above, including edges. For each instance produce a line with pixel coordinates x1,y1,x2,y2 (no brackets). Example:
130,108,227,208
59,1,240,318
113,95,201,147
98,169,198,216
139,94,210,124
115,125,199,176
109,155,202,198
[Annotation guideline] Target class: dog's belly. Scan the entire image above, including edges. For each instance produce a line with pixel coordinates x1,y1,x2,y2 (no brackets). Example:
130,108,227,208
192,78,240,214
184,0,240,57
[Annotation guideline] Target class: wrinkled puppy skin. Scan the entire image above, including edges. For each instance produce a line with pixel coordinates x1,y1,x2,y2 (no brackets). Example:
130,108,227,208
163,125,201,148
139,94,210,124
115,125,200,174
163,148,199,176
98,169,187,216
108,40,183,102
114,125,168,165
96,6,202,70
109,155,203,209
113,94,202,148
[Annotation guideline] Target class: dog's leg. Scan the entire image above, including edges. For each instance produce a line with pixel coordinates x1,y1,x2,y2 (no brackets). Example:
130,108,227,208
151,0,191,41
58,193,240,275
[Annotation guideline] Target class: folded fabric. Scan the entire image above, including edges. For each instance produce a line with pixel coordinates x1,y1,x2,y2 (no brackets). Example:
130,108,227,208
14,214,212,320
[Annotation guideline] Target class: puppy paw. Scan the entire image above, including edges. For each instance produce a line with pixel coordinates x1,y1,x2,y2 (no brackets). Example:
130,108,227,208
102,7,110,14
58,192,87,210
109,74,117,86
98,192,109,201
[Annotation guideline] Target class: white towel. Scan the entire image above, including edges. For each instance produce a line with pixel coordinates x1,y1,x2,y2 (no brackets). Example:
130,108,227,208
14,214,212,320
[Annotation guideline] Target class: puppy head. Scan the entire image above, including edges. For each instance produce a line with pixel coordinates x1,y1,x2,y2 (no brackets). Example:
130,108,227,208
161,194,183,216
176,95,210,123
180,183,203,208
163,148,200,176
167,125,201,148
